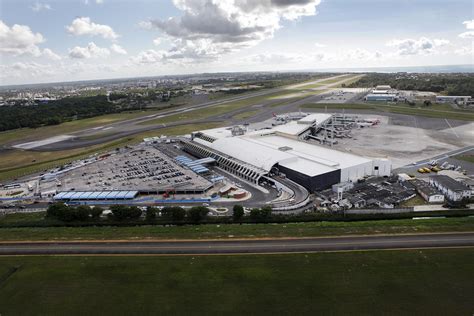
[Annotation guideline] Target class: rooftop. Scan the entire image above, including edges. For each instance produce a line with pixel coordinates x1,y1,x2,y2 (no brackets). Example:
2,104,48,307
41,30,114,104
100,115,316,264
430,175,470,191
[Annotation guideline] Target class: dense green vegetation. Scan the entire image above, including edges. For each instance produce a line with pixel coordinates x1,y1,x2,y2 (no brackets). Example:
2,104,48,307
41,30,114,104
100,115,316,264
0,250,473,315
455,154,474,164
0,211,473,241
0,96,121,131
349,73,474,96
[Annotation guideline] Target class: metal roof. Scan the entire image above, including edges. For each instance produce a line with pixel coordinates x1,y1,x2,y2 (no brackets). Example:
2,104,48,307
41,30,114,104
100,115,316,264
430,175,470,191
54,190,139,200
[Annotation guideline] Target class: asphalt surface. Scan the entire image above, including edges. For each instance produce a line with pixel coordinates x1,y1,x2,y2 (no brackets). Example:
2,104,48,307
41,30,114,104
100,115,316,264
1,233,473,255
393,145,474,173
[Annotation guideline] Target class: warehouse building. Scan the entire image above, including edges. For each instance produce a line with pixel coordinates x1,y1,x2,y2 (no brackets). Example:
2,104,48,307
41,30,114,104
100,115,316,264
429,175,471,202
185,114,391,192
410,179,444,203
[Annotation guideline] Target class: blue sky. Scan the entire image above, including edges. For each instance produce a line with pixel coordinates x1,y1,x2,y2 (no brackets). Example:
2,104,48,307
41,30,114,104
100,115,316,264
0,0,473,85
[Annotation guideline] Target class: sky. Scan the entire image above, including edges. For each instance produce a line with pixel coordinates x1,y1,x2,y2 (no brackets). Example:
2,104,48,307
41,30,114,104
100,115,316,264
0,0,473,85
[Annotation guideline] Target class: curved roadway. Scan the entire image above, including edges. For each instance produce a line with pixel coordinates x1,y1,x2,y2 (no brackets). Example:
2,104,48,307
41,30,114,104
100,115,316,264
0,233,473,255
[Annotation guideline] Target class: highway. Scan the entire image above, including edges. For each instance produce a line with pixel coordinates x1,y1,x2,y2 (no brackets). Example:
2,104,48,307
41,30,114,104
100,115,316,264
0,233,473,255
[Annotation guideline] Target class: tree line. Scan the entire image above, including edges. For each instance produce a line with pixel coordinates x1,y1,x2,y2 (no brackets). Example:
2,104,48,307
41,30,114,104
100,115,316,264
349,73,474,96
0,95,144,132
46,203,273,224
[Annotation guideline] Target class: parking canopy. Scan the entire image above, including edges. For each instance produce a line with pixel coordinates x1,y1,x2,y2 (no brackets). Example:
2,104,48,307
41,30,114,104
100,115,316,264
53,190,139,201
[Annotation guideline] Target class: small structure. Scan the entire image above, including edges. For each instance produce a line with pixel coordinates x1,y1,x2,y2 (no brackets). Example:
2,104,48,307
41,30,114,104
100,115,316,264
429,175,471,202
410,179,444,203
436,96,471,105
365,94,398,102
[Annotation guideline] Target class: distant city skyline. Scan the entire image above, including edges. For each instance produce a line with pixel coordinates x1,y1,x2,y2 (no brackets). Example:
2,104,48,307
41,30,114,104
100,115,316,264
1,0,473,85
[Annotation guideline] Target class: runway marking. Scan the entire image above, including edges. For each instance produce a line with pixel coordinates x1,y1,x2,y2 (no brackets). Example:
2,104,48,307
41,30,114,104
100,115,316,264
445,119,459,138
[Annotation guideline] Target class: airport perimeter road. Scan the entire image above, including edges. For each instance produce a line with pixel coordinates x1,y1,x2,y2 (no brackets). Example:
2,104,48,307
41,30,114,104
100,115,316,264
1,233,473,255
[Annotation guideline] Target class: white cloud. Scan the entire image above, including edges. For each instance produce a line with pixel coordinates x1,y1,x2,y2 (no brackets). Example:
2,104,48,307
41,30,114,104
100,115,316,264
0,20,44,56
42,48,62,60
458,20,474,39
131,37,241,65
66,17,118,40
314,42,326,48
463,20,474,30
153,37,163,46
459,31,474,39
6,62,55,78
84,0,104,4
140,0,321,61
344,48,383,60
386,37,449,55
130,49,165,64
455,46,473,56
246,52,303,64
138,21,153,30
110,43,127,55
30,2,52,12
68,42,110,59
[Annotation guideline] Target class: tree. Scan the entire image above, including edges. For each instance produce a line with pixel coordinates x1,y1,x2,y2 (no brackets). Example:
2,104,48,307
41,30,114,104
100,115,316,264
260,206,272,218
128,206,142,220
232,205,244,221
74,205,91,221
249,206,272,221
161,206,186,221
109,205,128,220
46,202,69,219
90,206,103,219
249,208,261,220
187,206,210,223
146,206,158,221
109,205,142,221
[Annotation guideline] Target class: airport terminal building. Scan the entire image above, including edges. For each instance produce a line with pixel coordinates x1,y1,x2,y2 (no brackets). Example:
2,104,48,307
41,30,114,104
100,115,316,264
184,114,391,192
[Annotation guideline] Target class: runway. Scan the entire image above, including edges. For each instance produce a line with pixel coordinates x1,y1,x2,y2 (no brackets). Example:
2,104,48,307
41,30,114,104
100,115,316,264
1,233,473,256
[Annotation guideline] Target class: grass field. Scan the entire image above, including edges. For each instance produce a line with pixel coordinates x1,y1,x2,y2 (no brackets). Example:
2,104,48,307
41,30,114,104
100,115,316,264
139,88,308,126
303,103,474,121
140,79,349,126
0,122,221,181
233,110,260,120
455,154,474,164
0,109,167,147
0,215,473,241
0,249,473,315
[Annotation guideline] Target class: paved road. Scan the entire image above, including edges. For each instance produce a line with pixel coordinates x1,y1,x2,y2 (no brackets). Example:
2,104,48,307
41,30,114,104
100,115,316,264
1,233,473,255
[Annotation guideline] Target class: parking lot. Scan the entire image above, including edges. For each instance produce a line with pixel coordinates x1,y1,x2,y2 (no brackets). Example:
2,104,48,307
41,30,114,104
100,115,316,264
43,145,213,193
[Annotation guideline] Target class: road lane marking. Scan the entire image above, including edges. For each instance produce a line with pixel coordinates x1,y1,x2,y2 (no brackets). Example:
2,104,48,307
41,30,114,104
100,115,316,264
445,119,459,138
1,245,474,257
1,237,473,252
